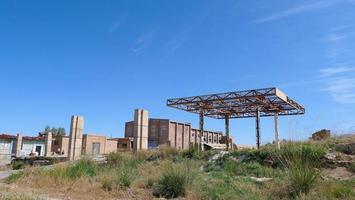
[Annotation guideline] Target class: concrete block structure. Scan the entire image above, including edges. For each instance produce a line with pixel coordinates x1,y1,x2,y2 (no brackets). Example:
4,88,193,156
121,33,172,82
51,135,69,156
125,118,231,150
113,138,133,151
45,132,52,157
0,134,16,165
15,134,22,157
21,136,46,157
82,134,118,155
133,109,148,151
68,115,84,160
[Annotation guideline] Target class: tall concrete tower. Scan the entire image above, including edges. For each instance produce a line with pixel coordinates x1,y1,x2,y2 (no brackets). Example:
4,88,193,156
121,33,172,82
133,109,148,151
45,132,52,157
68,115,84,160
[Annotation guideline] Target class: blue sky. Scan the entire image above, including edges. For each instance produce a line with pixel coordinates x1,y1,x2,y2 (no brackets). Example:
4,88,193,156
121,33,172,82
1,0,355,145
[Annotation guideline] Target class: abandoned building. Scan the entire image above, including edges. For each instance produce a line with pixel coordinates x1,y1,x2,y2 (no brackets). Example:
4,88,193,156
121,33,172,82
0,108,235,164
125,118,233,150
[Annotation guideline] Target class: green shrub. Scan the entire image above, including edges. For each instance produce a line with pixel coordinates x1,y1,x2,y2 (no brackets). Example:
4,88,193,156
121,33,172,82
198,181,235,200
224,160,279,178
182,147,198,159
146,178,154,189
287,160,320,196
347,162,355,173
116,166,135,188
153,168,187,198
11,160,26,170
106,152,122,166
101,178,113,191
320,180,355,199
279,143,326,167
5,171,26,184
332,184,353,198
279,144,323,196
67,158,98,179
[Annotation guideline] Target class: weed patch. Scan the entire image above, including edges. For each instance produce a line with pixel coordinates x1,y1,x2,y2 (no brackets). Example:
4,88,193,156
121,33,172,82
153,168,187,198
5,171,26,184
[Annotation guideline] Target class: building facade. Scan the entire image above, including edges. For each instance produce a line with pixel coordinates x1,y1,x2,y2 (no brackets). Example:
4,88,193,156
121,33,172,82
82,134,118,155
0,134,16,165
125,118,233,150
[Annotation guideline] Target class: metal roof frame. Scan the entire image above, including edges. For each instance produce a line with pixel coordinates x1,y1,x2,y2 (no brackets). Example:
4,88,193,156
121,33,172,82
167,87,305,119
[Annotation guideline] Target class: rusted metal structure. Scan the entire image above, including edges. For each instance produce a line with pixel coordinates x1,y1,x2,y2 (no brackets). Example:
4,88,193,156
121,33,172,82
167,87,305,150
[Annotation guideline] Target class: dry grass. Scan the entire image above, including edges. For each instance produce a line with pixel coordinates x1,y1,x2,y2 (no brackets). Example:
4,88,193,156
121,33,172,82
2,138,355,200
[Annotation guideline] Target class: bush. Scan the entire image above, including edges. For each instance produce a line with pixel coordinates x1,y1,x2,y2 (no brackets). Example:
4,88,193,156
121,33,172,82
106,152,122,166
5,171,26,184
11,160,26,170
67,158,98,179
116,166,136,188
153,168,188,198
279,143,326,167
145,178,154,189
347,162,355,173
45,158,98,181
279,144,323,196
101,177,113,191
224,160,279,178
318,180,355,199
182,147,198,159
287,160,320,196
229,148,279,167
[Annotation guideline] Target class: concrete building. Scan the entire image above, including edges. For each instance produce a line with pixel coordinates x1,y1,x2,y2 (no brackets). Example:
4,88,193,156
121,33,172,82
125,118,233,150
68,115,84,161
133,109,149,151
21,136,46,157
82,134,118,155
111,138,133,151
51,135,69,156
0,134,16,165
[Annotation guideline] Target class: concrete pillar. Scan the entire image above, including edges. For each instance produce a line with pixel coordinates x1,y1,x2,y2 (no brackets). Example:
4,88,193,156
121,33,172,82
256,107,261,150
45,132,52,157
15,134,22,157
133,109,148,151
199,110,204,151
68,115,84,160
225,115,230,151
274,113,280,150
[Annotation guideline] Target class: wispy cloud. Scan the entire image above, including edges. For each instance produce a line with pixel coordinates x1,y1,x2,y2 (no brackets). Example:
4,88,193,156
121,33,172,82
320,67,355,103
327,33,350,42
165,34,187,53
131,26,160,53
320,67,355,77
323,77,355,103
254,0,340,23
108,15,127,34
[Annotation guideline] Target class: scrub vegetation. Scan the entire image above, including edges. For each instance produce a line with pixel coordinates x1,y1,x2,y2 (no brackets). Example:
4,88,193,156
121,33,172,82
2,136,355,200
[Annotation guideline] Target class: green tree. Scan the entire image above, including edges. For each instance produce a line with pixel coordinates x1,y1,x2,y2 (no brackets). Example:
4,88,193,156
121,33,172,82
44,126,66,136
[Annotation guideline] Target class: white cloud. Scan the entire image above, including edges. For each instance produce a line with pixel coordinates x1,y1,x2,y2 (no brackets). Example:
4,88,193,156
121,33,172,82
254,0,340,23
323,77,355,103
320,67,355,77
130,26,159,53
320,67,355,103
108,15,127,34
165,35,187,53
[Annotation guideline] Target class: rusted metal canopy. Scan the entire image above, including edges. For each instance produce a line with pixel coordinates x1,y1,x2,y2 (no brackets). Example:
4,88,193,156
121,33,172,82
167,87,305,119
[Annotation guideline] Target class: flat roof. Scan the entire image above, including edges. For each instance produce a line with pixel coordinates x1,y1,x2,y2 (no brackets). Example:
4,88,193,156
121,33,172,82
167,87,305,119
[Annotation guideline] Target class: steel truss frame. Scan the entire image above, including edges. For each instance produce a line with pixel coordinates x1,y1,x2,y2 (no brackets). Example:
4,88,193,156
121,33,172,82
167,87,305,119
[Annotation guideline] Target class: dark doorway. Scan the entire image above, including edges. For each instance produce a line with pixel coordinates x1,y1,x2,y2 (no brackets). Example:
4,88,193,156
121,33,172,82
35,146,42,156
